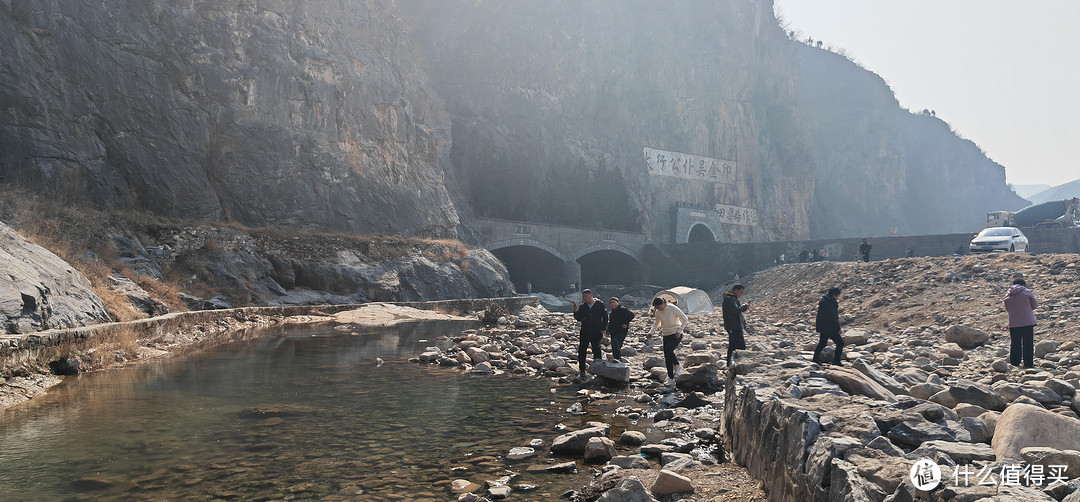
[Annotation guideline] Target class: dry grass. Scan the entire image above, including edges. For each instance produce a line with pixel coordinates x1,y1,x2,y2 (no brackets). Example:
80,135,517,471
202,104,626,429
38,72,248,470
85,323,143,370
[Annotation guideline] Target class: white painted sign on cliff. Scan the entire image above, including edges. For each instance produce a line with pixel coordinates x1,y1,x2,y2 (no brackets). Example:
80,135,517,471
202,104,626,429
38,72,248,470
644,147,735,183
714,204,758,226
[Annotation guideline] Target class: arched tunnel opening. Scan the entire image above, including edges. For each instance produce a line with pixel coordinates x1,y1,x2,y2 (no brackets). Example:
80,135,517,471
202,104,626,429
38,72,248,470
688,223,716,243
490,246,564,294
577,250,641,289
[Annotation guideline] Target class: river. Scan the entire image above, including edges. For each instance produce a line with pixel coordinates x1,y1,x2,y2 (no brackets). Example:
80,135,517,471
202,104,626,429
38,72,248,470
0,321,624,501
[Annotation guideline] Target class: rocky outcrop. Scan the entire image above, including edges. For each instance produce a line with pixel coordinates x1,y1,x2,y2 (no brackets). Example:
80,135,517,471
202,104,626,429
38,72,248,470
0,0,459,237
87,224,515,306
0,222,109,333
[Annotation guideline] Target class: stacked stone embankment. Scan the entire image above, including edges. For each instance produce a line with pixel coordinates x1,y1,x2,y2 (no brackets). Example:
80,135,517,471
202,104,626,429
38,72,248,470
723,344,1080,501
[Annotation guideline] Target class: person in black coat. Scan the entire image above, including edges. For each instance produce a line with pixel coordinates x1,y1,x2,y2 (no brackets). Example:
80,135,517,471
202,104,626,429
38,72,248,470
813,287,844,365
572,289,607,379
721,284,750,366
859,239,872,262
606,297,635,363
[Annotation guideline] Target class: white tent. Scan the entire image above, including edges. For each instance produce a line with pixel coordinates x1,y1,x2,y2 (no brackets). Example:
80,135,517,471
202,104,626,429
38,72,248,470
650,286,714,315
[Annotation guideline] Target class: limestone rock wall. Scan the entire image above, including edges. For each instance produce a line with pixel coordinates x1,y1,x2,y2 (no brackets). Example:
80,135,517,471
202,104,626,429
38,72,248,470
796,45,1028,238
0,222,109,333
0,0,459,237
402,0,814,244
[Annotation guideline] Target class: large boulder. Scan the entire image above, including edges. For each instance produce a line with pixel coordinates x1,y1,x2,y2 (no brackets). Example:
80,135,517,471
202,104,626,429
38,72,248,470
607,455,651,470
825,366,898,402
583,437,617,463
551,425,610,455
944,325,990,348
674,364,721,392
940,380,1007,411
589,360,630,383
596,476,656,502
852,359,908,395
0,222,109,333
650,470,694,495
1020,447,1080,480
991,404,1080,460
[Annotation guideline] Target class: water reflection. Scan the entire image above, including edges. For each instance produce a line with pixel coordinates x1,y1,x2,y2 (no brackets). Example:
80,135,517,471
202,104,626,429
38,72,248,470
0,321,600,501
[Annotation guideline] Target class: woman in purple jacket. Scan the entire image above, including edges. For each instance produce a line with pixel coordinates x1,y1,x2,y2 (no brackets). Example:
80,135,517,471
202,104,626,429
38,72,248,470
1004,278,1039,368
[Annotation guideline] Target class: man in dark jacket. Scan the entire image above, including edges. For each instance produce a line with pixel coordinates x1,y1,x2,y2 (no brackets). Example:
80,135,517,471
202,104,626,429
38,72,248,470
859,239,872,262
813,287,844,365
573,289,607,379
606,297,635,363
721,285,750,366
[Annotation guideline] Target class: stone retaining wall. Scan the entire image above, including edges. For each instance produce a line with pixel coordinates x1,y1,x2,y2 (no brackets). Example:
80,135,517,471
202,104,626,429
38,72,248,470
721,351,1078,502
0,297,537,377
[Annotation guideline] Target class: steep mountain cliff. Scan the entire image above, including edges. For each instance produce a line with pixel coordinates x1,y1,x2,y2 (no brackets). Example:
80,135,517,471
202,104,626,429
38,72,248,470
402,0,814,244
0,0,458,237
796,45,1027,237
0,0,1033,248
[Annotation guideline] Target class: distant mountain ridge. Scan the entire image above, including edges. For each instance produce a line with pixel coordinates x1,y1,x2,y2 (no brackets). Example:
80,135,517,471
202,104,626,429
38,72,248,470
1011,184,1052,200
1025,179,1080,205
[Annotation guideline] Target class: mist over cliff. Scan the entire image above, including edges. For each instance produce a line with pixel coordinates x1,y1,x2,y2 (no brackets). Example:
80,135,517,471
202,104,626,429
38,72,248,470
795,45,1027,237
0,0,1027,244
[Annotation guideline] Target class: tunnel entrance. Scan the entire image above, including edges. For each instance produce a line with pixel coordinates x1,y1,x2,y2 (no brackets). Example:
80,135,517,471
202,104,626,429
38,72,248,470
490,245,564,294
687,223,716,243
577,250,641,289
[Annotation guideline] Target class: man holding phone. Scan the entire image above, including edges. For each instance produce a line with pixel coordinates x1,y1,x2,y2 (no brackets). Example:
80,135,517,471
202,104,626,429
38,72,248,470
722,284,750,366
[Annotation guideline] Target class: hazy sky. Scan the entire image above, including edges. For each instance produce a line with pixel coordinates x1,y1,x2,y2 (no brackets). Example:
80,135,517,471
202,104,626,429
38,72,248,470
774,0,1079,187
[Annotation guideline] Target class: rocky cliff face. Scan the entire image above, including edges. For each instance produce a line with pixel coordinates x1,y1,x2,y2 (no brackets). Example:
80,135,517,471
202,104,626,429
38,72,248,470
402,0,814,243
796,45,1027,238
0,222,109,333
0,0,458,237
0,0,1032,247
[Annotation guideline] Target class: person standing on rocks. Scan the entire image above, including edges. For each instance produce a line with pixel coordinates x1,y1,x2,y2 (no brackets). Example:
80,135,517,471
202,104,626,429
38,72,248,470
722,285,750,366
606,297,634,363
813,287,844,365
1004,278,1039,368
859,239,872,262
647,297,688,385
572,289,607,379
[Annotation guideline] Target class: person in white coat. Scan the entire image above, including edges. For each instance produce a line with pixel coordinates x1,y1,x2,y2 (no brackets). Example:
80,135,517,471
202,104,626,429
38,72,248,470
647,297,689,385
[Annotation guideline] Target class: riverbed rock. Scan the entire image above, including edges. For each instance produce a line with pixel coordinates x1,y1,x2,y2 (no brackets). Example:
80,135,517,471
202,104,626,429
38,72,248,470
887,420,957,448
941,380,1007,411
583,437,617,463
851,359,908,395
650,470,694,495
1035,341,1058,358
551,426,610,455
451,479,482,494
674,363,721,392
825,366,897,402
991,404,1080,460
620,431,647,446
596,476,656,502
1019,447,1080,479
944,325,990,348
0,222,110,334
910,440,996,464
589,360,630,382
607,455,650,470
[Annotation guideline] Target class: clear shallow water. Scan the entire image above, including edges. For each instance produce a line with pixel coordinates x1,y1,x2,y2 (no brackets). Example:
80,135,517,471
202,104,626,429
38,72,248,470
0,321,613,501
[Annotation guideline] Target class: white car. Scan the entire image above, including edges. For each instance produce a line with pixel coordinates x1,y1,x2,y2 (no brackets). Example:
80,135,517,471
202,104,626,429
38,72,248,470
969,227,1028,253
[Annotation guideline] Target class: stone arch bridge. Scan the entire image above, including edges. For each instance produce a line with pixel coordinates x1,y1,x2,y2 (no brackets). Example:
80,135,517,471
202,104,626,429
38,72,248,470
474,218,647,294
